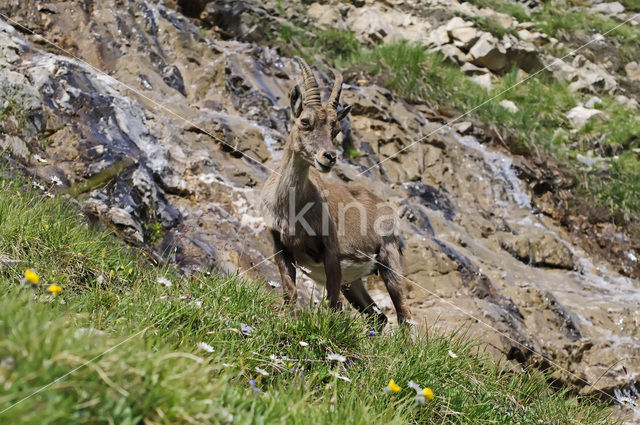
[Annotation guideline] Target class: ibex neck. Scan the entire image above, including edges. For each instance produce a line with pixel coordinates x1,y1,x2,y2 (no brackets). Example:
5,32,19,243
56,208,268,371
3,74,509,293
272,147,311,213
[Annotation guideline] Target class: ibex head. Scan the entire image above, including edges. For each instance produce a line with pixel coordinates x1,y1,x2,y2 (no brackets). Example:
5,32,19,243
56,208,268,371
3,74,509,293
288,57,352,173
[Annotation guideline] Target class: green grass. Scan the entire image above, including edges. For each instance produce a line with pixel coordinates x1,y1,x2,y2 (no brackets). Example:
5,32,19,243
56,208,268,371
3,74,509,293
0,92,29,131
0,173,618,423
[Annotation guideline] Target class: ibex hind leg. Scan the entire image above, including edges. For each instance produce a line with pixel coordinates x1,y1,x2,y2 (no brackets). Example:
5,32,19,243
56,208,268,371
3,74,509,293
341,279,388,330
378,239,412,325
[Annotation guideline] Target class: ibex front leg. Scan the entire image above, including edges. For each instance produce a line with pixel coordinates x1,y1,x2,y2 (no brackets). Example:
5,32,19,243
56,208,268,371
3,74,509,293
324,249,342,310
271,230,297,304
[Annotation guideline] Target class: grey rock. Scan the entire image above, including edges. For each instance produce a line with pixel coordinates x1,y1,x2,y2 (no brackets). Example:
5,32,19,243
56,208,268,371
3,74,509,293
469,33,508,71
567,106,608,130
460,62,490,75
468,73,493,90
625,61,640,79
499,99,518,113
591,2,625,15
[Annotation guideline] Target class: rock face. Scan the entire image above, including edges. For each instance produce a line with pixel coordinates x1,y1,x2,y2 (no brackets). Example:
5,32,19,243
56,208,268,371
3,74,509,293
1,0,639,412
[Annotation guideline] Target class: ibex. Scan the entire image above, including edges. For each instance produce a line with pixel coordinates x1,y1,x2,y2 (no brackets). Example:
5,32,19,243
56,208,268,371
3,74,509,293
261,57,411,328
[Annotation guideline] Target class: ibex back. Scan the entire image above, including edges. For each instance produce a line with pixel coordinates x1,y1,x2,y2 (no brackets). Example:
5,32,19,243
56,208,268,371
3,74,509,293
261,57,411,328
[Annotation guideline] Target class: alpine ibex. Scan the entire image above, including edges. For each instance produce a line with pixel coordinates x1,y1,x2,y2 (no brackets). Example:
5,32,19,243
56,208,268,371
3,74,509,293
261,57,411,328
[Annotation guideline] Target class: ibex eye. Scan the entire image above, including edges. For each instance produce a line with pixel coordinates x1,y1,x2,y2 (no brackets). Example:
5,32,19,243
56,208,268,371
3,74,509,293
300,118,310,127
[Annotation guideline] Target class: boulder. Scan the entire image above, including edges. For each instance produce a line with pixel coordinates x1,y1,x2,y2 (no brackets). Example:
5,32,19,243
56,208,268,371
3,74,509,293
469,33,507,72
468,73,493,90
625,61,640,79
452,121,473,134
346,7,390,43
499,232,575,270
499,99,518,113
460,62,490,75
428,25,450,46
450,26,479,50
591,2,625,15
568,55,618,93
307,3,346,31
436,44,468,65
615,95,639,110
584,96,602,108
445,16,473,32
345,5,432,45
566,106,608,130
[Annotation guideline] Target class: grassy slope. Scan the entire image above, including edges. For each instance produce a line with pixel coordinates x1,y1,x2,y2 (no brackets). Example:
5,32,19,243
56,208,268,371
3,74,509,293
0,175,617,424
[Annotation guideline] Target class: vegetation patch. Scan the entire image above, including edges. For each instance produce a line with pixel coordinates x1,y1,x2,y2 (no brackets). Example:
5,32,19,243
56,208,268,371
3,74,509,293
0,174,617,423
264,14,640,224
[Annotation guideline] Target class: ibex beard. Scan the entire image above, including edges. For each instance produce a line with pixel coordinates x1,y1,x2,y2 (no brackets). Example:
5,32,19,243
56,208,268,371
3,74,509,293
260,57,411,329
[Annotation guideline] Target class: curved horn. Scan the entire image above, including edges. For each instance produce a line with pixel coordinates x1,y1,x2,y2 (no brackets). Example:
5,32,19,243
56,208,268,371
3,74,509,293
327,70,343,110
295,56,321,106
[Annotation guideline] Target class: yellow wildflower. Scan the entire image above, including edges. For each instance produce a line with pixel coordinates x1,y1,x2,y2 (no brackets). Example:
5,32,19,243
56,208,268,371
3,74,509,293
386,379,401,393
48,284,62,295
25,269,41,284
423,387,434,401
128,268,133,274
44,224,49,229
109,269,114,277
77,252,83,257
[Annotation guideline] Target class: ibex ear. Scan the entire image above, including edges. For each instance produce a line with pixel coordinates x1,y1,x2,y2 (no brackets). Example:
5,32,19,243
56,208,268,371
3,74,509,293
290,85,303,118
337,104,352,121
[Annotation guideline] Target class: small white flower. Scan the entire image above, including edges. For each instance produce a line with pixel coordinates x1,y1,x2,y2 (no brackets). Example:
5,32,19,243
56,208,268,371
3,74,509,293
32,181,45,190
50,175,63,186
268,280,280,288
326,353,346,363
372,305,382,315
255,367,269,376
407,381,421,392
191,299,203,308
96,275,104,285
269,354,283,365
197,342,215,353
448,350,458,359
33,154,47,163
329,371,351,382
299,341,309,347
222,363,232,368
157,276,172,287
408,381,426,405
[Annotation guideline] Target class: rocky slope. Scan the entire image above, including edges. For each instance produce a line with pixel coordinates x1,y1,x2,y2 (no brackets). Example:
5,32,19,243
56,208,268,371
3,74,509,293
0,0,639,417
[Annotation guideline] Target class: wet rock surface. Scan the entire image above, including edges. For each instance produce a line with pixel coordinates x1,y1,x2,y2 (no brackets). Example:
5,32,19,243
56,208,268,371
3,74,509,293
1,0,639,416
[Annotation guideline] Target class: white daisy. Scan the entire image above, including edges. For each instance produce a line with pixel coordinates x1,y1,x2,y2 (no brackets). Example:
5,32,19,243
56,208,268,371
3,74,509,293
157,276,172,287
448,350,458,359
33,154,47,163
255,367,269,376
299,341,309,347
326,353,346,363
197,342,215,353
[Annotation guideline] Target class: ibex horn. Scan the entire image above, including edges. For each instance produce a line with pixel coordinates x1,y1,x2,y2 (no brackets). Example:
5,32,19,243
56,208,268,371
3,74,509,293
327,70,343,110
295,56,321,107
